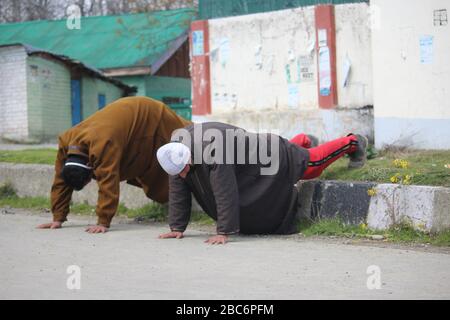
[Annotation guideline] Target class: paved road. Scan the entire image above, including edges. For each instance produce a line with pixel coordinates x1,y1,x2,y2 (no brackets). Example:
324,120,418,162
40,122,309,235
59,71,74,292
1,211,450,300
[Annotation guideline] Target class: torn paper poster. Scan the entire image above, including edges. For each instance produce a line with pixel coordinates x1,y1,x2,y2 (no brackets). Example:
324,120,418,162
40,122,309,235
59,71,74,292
420,35,433,64
307,37,316,54
192,31,204,56
285,64,292,83
298,55,315,82
319,46,332,96
288,49,296,63
288,84,300,108
341,56,351,88
318,29,327,47
255,45,263,69
220,38,230,67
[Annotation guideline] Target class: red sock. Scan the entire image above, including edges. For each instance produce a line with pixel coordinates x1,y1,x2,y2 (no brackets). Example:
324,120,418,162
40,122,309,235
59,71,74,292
302,135,358,180
290,133,312,148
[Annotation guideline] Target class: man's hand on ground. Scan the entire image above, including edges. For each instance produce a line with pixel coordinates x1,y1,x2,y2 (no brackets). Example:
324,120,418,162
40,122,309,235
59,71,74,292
159,231,184,239
85,225,109,234
37,221,63,229
205,235,228,245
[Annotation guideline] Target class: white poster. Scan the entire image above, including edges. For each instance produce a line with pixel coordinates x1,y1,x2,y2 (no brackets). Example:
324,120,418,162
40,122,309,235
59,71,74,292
318,46,331,96
341,56,352,88
220,38,230,67
318,29,328,47
298,55,315,82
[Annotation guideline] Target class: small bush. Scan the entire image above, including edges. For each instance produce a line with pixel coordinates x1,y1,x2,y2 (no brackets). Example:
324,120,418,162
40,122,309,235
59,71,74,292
0,182,17,199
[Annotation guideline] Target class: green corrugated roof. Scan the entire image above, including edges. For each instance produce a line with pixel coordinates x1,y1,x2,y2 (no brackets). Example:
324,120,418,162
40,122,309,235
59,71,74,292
0,8,197,70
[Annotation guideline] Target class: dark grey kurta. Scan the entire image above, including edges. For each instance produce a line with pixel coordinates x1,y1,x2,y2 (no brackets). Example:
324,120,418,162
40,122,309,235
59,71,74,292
168,122,310,235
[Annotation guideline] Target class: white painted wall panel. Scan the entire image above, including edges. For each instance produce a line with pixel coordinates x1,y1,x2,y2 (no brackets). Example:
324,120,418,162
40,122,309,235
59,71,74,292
0,46,29,140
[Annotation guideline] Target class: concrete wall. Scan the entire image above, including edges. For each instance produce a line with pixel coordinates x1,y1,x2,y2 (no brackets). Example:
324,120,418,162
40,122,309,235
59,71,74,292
198,3,373,142
209,6,317,113
335,3,373,108
372,0,450,149
297,180,450,233
27,56,72,141
0,163,150,210
0,46,29,141
81,76,124,119
0,163,202,213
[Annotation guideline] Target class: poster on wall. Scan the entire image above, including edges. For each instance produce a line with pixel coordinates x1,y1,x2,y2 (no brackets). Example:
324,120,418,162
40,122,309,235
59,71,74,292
288,84,300,108
341,56,352,88
298,55,315,82
318,29,327,47
420,35,433,64
318,46,332,96
192,30,204,56
219,38,230,67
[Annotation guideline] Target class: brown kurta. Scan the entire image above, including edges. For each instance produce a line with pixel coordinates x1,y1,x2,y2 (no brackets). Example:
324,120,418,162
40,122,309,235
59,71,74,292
51,96,191,227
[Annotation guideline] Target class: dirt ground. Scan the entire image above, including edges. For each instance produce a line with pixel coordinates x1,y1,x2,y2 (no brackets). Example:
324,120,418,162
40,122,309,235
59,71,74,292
1,209,450,300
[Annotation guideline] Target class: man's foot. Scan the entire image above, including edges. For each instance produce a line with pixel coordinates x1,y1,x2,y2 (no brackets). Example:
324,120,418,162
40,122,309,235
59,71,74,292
348,134,368,169
306,135,319,148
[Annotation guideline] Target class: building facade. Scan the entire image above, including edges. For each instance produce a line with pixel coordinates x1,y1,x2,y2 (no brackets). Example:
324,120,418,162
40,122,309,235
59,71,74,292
0,44,134,142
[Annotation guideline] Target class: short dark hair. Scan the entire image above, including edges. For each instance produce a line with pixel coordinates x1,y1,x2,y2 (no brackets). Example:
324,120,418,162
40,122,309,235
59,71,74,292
61,155,91,191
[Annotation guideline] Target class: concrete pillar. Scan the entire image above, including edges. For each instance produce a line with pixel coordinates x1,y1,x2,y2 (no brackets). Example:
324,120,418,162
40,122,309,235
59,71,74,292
190,20,212,115
315,5,338,109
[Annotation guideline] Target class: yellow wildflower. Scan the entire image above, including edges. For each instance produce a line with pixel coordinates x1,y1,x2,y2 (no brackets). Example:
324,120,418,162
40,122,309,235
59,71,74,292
403,175,412,185
393,159,409,169
390,174,399,183
367,188,377,196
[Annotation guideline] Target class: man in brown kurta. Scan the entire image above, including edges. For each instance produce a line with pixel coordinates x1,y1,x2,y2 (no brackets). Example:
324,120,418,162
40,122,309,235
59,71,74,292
37,96,191,233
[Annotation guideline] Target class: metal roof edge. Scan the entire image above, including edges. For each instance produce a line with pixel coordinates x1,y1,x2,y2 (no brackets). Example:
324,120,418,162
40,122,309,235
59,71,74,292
150,31,189,75
0,43,136,94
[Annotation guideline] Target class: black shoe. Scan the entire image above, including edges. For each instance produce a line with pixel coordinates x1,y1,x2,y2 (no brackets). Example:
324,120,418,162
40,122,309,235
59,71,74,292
306,135,319,148
348,134,368,169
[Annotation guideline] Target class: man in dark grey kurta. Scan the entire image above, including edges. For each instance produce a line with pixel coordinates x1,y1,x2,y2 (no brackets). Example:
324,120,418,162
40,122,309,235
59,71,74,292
157,122,367,244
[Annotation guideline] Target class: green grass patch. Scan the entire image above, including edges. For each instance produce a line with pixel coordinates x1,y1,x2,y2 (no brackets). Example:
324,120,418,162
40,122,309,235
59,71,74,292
0,182,214,225
298,218,450,247
0,195,50,209
1,148,449,187
320,149,450,187
0,148,57,165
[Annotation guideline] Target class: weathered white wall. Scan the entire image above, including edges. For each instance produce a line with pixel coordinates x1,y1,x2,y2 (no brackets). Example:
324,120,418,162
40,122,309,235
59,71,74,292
203,3,374,141
372,0,450,149
209,6,318,112
335,3,373,108
0,46,29,141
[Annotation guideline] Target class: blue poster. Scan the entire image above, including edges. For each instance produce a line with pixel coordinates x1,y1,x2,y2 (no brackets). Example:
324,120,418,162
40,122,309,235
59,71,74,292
420,35,433,64
193,30,204,56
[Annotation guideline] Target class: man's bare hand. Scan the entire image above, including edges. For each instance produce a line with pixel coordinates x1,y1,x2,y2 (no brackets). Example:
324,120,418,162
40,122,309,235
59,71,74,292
159,231,184,239
37,221,63,229
85,225,109,234
205,235,228,245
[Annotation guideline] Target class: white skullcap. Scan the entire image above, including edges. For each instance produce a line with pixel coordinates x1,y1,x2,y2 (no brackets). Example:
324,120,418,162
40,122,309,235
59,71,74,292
157,143,191,176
